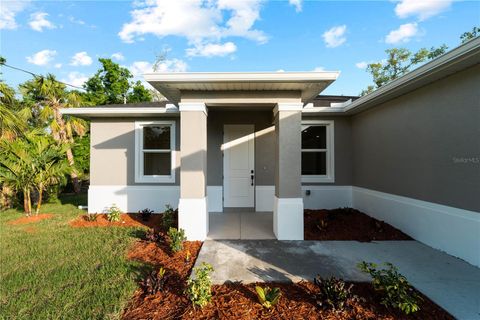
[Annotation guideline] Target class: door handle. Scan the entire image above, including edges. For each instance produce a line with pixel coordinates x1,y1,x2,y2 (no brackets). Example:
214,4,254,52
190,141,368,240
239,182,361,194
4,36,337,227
251,174,254,186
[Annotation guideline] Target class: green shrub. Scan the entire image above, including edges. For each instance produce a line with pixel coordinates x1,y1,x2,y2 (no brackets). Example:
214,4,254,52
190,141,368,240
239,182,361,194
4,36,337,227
162,204,175,229
358,261,422,314
167,227,186,253
313,276,355,310
142,267,167,295
106,204,121,222
84,213,98,222
185,262,214,308
255,286,281,309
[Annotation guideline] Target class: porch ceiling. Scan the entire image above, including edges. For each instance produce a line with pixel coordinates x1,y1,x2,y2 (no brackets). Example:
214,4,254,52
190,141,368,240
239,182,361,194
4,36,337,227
144,71,340,105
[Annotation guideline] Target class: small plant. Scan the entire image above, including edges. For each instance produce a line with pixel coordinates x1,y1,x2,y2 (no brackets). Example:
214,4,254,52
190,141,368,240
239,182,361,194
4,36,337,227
358,261,422,314
255,286,281,309
162,204,175,229
167,227,186,253
106,204,121,222
185,250,191,263
142,267,167,295
84,213,98,222
316,219,328,232
138,208,154,221
145,228,161,243
314,276,355,310
185,262,214,308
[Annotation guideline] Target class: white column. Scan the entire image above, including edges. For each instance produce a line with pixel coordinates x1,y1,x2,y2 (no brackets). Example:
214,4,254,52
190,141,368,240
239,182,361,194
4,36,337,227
178,102,209,240
273,102,304,240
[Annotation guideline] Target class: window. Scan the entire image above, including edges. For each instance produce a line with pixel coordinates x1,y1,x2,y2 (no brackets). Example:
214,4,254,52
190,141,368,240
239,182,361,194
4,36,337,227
135,121,175,183
301,120,334,183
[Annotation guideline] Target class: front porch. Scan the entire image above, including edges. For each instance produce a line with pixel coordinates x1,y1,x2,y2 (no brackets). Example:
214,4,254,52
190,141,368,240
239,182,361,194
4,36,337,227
208,212,275,240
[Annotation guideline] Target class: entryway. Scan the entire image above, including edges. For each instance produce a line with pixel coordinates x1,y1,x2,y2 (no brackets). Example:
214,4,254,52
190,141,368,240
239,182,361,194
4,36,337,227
208,212,275,239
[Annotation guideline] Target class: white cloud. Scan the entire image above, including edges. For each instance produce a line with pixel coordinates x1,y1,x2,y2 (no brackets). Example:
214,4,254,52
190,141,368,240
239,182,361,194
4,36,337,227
111,52,125,61
355,61,369,69
312,66,325,72
1,1,29,30
289,0,302,12
26,49,57,66
129,58,187,76
385,22,419,44
70,51,93,66
54,63,62,69
29,12,56,32
68,16,85,25
186,42,237,57
395,0,453,21
62,72,88,88
322,25,347,48
119,0,266,55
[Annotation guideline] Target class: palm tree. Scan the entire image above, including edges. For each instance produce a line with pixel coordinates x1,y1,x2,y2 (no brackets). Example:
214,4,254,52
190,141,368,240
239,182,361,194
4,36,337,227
0,136,37,215
20,74,87,193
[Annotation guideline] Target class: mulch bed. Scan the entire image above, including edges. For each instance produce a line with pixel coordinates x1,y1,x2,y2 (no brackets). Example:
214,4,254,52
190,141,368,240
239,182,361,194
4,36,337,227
304,208,412,241
7,213,53,225
70,213,165,229
122,230,452,320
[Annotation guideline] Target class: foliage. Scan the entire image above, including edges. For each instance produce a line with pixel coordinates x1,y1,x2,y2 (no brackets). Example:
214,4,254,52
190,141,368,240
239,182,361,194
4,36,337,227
85,213,98,222
460,26,479,43
314,276,356,310
0,131,69,215
358,261,421,314
83,58,152,105
142,267,167,295
144,228,162,243
106,204,122,222
361,45,448,95
162,204,176,229
185,262,214,309
138,208,154,221
167,227,186,253
255,286,281,309
72,133,90,178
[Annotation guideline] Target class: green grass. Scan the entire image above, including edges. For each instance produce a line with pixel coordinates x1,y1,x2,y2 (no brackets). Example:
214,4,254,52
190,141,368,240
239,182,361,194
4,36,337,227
0,194,149,320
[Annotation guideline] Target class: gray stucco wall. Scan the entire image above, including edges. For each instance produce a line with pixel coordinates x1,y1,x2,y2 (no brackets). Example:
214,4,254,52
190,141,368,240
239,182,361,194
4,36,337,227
90,118,180,186
351,64,480,212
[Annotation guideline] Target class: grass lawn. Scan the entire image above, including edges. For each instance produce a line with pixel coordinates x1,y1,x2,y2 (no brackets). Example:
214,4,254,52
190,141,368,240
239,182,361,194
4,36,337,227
0,194,149,320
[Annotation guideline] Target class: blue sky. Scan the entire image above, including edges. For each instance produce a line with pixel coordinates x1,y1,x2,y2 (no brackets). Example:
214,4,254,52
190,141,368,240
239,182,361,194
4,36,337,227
1,0,479,96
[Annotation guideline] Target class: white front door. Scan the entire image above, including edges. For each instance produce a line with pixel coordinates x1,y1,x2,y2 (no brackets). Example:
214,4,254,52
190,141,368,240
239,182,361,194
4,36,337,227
223,124,255,208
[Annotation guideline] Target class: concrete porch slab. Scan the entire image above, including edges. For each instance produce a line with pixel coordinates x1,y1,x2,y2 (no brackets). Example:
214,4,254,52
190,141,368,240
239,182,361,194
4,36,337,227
208,212,275,240
194,240,480,320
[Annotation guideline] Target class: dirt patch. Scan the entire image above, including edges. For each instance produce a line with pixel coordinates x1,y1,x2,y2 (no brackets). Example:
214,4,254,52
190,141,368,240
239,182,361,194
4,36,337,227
304,208,412,241
7,214,53,225
122,235,452,320
70,213,166,229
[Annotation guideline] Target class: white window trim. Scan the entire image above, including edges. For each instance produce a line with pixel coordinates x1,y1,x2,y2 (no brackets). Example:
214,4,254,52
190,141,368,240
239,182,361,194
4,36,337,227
301,120,335,183
135,120,176,183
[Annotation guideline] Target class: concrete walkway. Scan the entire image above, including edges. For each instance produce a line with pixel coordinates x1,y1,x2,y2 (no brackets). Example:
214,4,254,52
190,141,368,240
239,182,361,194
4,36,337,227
195,240,480,320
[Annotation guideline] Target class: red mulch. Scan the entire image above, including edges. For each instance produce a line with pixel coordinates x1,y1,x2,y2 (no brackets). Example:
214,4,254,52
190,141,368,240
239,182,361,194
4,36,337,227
7,213,53,225
122,233,452,320
70,213,165,229
304,208,412,241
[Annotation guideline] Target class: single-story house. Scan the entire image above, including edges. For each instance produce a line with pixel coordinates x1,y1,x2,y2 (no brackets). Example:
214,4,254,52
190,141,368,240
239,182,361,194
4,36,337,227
62,38,480,267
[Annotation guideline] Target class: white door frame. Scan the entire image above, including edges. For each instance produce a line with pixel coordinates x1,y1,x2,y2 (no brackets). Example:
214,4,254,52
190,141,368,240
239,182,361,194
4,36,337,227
223,124,255,208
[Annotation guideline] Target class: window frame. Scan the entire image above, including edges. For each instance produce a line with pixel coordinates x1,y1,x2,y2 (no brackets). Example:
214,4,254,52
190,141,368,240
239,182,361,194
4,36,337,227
134,120,176,183
301,120,335,183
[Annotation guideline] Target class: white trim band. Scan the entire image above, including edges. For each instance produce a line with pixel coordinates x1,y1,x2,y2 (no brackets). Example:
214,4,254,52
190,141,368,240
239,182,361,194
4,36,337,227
273,197,304,240
178,197,209,240
178,102,208,115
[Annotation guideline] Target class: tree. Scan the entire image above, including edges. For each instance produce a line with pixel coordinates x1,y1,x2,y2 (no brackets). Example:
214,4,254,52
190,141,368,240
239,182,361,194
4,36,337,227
128,80,153,103
361,45,448,95
0,131,68,215
460,26,479,43
20,74,87,194
84,58,153,105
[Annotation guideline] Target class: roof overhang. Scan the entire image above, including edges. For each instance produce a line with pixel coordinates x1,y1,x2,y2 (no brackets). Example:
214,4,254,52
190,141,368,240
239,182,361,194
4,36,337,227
144,71,340,105
60,103,179,119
